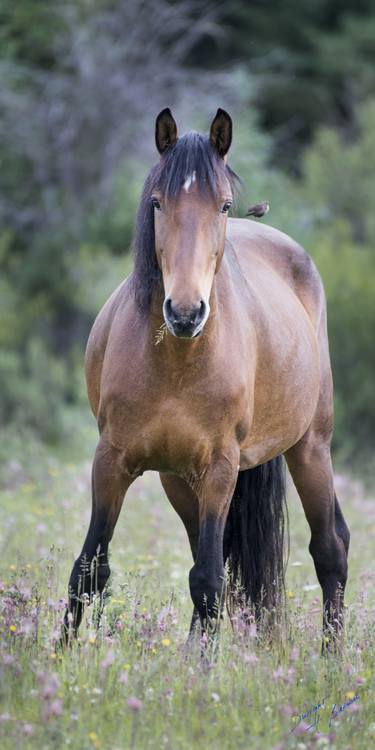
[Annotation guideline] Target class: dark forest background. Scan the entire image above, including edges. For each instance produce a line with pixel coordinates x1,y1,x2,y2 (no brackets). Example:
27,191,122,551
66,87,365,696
0,0,374,468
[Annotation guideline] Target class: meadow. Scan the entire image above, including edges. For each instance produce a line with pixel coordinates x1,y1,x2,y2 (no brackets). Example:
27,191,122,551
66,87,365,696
0,416,374,750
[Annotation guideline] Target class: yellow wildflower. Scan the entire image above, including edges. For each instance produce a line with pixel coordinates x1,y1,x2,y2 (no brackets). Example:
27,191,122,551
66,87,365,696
88,731,101,748
161,638,170,647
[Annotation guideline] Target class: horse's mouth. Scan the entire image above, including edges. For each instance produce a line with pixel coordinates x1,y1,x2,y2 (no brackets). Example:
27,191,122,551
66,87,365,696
165,320,204,339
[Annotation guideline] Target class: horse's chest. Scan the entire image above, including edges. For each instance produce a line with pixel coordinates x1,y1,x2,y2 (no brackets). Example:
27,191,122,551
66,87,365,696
103,371,244,476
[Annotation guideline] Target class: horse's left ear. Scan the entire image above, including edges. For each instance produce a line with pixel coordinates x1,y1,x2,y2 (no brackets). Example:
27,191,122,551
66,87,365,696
155,108,178,154
209,108,232,157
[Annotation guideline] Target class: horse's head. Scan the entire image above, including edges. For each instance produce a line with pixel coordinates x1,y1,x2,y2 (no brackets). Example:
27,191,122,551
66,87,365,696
149,108,235,339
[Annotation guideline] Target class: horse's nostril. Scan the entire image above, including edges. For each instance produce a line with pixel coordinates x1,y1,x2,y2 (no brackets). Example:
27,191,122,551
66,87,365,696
197,300,206,322
164,298,173,320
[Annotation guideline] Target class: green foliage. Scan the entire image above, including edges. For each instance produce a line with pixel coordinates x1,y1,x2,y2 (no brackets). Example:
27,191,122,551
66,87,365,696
0,0,62,67
0,339,66,442
189,0,375,162
0,228,132,439
298,101,375,465
312,228,375,464
302,100,375,244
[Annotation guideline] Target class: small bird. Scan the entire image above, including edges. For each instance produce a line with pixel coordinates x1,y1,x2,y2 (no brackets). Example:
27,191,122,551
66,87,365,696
246,201,270,218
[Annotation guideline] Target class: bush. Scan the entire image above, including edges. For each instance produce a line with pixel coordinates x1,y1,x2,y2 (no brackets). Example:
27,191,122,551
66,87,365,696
310,224,375,466
0,339,66,442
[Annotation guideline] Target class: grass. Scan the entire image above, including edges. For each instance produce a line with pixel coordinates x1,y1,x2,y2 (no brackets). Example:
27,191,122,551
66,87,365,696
0,418,374,749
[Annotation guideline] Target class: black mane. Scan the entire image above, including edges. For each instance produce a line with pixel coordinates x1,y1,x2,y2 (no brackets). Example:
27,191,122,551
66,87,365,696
132,132,239,313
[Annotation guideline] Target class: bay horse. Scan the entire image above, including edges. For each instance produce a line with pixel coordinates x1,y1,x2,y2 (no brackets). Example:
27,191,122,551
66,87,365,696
63,108,349,649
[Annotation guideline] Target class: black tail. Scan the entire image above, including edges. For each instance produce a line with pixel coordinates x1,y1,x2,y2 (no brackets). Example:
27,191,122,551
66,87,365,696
223,456,288,614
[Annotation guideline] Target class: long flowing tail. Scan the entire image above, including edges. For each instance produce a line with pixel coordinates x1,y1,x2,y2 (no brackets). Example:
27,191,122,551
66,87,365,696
223,456,288,614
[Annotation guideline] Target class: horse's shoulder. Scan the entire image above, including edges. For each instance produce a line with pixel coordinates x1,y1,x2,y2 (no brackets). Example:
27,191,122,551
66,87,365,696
85,276,132,415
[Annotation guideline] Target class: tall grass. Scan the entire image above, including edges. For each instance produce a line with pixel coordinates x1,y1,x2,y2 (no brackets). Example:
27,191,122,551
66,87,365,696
0,426,374,749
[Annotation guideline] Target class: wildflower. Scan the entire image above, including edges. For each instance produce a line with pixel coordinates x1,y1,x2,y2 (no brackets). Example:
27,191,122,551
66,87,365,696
287,591,295,599
119,671,128,684
9,625,17,632
100,649,115,671
272,666,284,682
293,720,311,736
211,692,220,702
280,704,295,717
45,699,63,718
127,697,143,711
39,673,59,699
303,584,319,591
161,638,170,647
345,691,356,700
248,622,257,638
22,724,34,737
243,652,258,665
89,731,101,747
289,646,299,662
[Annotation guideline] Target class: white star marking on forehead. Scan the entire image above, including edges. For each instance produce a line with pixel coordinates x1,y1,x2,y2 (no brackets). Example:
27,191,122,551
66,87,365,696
183,170,196,192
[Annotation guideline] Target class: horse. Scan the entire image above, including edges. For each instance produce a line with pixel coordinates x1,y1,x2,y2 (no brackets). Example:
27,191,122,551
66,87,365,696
63,108,350,650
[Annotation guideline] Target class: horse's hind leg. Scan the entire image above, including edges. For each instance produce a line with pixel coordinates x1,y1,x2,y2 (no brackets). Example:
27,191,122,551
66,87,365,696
285,431,350,649
159,474,200,636
63,436,133,639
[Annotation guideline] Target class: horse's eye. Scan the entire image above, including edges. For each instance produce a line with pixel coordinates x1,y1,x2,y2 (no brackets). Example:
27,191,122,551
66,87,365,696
221,201,232,214
152,197,161,210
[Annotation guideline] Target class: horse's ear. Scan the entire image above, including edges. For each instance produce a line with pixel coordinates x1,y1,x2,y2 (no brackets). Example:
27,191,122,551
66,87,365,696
155,108,178,154
209,108,232,157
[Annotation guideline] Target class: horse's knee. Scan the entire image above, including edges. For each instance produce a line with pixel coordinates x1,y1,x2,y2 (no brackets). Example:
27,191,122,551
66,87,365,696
189,564,224,620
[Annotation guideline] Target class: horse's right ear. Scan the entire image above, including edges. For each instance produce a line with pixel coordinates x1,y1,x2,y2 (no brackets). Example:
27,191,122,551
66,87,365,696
155,108,178,154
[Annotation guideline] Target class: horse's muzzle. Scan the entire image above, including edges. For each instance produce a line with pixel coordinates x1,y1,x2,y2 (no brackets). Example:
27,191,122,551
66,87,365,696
163,298,207,338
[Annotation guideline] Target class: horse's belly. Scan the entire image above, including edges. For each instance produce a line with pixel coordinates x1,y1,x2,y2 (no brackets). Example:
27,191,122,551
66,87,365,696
240,322,320,467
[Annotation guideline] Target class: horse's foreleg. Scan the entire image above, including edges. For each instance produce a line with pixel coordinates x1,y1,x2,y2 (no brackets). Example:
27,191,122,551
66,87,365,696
285,435,350,651
159,474,200,637
188,449,239,642
63,436,132,640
